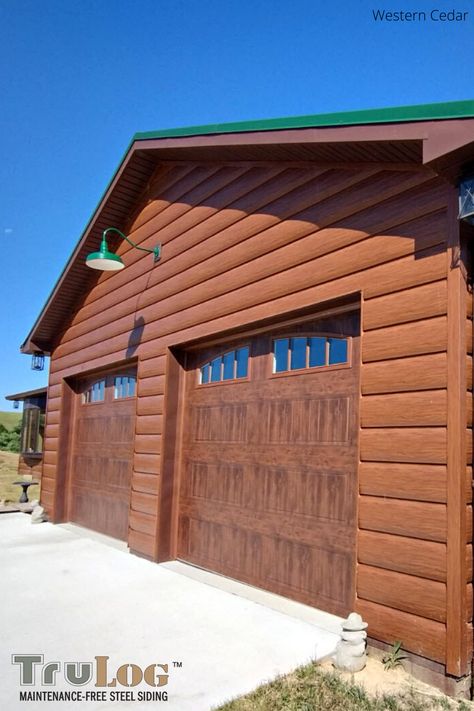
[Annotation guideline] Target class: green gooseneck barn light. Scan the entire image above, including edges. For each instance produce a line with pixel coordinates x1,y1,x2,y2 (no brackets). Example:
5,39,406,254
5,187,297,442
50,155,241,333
85,227,161,271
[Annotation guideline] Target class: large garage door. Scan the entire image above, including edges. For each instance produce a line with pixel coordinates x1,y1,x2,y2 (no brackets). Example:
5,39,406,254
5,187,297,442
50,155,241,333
178,313,359,616
70,368,136,540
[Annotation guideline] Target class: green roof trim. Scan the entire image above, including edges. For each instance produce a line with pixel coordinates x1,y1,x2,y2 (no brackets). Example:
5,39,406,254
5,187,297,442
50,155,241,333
133,99,474,141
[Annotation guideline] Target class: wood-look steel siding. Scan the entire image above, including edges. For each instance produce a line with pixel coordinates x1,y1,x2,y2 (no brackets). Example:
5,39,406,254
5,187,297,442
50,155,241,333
42,162,462,669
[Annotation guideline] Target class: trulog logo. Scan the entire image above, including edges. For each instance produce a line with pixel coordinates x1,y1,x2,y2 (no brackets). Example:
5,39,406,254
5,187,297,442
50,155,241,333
12,654,174,703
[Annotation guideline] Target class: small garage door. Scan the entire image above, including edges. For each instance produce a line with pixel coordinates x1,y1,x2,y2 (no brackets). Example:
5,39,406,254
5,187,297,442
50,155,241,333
70,368,136,540
178,312,359,616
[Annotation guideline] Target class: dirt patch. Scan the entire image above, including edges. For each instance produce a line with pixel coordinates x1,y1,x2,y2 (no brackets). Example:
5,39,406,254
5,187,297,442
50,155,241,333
319,655,474,708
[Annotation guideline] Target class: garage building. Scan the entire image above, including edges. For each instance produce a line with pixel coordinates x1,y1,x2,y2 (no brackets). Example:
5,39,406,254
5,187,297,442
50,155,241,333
21,100,474,692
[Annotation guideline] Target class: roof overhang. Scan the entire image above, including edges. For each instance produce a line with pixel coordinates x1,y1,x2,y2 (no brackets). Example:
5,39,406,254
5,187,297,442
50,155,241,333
20,100,474,355
5,387,48,402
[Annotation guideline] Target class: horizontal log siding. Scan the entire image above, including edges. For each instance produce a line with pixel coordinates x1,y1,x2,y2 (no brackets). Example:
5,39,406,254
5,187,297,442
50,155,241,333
46,164,453,661
357,179,450,665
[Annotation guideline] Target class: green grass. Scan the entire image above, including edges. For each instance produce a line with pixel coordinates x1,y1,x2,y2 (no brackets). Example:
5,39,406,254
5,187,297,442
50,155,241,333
0,450,42,504
216,663,472,711
0,450,21,502
0,410,21,431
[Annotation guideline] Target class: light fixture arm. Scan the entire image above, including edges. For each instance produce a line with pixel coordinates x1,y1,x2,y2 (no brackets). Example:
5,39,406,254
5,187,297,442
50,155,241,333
102,227,161,262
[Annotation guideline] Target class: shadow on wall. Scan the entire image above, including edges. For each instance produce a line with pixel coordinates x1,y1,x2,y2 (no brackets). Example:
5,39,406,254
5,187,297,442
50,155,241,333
127,316,145,358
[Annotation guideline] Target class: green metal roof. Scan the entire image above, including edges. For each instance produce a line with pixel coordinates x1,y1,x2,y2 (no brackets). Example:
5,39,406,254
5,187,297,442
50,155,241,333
134,99,474,141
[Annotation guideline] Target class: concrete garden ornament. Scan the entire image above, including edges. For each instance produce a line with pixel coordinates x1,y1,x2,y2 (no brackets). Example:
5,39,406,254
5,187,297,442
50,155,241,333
333,612,368,672
31,503,47,524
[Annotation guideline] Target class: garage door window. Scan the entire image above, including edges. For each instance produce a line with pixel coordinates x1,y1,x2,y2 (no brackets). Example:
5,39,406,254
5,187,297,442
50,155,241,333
83,379,105,403
273,336,348,373
199,347,249,384
114,375,136,399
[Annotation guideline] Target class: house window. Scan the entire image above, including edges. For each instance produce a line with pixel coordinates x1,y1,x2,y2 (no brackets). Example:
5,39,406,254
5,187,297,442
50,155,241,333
199,347,250,384
21,405,45,454
273,336,348,373
83,379,105,403
114,375,136,399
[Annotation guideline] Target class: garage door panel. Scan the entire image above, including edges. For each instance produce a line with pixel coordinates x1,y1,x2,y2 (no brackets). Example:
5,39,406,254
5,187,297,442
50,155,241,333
192,403,249,443
179,500,354,553
179,515,353,615
189,395,356,447
69,368,136,541
178,313,359,614
182,458,354,525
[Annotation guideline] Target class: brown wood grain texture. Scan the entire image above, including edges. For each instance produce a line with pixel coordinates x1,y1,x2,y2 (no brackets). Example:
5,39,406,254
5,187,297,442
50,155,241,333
46,247,446,386
134,434,161,454
363,280,447,331
466,468,473,504
130,490,157,516
359,496,447,541
45,410,60,424
356,599,446,663
358,534,460,584
131,472,160,495
467,505,473,541
128,529,155,558
446,193,468,676
123,164,297,247
361,353,447,394
467,584,473,622
51,178,434,362
357,564,446,622
466,429,473,464
360,427,447,464
47,245,448,386
362,317,447,363
135,415,163,435
359,463,447,503
125,165,245,234
43,451,58,466
40,490,54,510
361,390,447,426
42,163,463,667
136,395,164,416
50,219,447,372
68,372,135,540
56,174,442,348
45,424,59,439
158,349,186,562
39,476,54,492
137,375,165,397
52,203,447,364
176,315,359,615
71,165,335,315
138,356,166,378
129,510,155,536
133,452,161,474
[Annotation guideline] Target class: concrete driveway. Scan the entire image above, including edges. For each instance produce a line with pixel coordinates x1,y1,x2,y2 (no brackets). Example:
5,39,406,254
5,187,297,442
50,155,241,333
1,513,340,711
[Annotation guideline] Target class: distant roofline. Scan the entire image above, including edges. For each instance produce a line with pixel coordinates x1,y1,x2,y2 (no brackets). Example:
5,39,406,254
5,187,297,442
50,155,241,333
5,387,47,402
133,99,474,141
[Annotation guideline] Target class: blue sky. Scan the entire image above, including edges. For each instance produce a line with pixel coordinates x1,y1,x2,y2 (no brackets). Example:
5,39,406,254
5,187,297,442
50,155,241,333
0,0,472,407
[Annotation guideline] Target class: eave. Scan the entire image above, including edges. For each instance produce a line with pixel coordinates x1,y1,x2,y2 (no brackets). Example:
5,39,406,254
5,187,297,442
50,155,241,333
20,100,474,355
